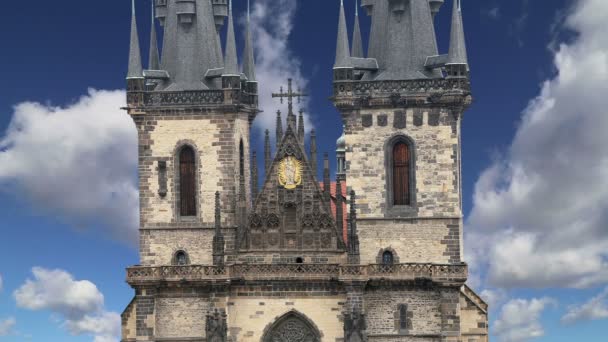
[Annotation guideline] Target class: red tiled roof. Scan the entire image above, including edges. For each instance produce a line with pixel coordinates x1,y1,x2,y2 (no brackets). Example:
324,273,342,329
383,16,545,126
320,181,348,242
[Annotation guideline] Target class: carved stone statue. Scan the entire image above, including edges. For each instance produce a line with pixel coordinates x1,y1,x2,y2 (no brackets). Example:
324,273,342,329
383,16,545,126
206,309,227,342
344,310,366,342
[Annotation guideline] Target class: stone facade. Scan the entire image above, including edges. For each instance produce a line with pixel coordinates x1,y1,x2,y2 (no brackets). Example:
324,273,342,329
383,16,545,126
121,1,488,341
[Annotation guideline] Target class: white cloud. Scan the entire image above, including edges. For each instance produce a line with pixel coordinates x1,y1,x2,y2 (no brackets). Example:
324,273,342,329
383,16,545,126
0,273,3,292
0,89,138,245
480,288,508,310
0,317,16,336
248,0,312,138
14,267,120,342
494,297,555,342
466,0,608,289
561,287,608,324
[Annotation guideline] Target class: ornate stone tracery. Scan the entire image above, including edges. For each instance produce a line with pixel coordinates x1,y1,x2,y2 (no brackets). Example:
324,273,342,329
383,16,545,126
262,311,321,342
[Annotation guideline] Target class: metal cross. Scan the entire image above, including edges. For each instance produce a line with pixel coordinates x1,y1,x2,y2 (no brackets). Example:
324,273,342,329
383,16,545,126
271,78,308,116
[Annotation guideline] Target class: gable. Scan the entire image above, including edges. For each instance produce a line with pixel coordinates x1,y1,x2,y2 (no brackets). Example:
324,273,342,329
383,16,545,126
240,124,346,252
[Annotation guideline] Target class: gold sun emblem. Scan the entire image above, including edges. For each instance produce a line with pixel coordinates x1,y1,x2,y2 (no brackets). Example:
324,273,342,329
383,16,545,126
278,156,303,190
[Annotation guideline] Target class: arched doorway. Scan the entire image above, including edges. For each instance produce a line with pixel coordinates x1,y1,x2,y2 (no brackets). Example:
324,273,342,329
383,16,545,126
261,311,321,342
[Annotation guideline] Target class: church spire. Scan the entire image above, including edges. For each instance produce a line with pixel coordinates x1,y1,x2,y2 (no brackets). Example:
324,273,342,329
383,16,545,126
242,0,257,82
276,110,283,144
148,1,160,70
447,0,469,76
310,129,318,178
224,0,239,75
264,130,271,172
298,109,305,144
127,0,143,79
334,0,352,69
351,0,364,58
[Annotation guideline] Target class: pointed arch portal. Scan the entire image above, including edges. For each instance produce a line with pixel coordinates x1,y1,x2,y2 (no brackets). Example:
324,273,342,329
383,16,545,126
262,311,321,342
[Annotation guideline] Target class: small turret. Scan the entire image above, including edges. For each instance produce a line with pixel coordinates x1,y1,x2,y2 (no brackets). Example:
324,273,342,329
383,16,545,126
251,151,258,201
264,130,271,172
127,0,143,87
351,0,364,58
148,2,160,71
334,0,354,81
336,127,346,182
242,0,257,84
276,110,284,145
310,130,318,178
223,0,241,90
298,109,305,146
446,0,469,78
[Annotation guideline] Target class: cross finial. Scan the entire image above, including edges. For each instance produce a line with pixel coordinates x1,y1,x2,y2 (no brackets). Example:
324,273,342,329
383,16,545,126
271,78,308,117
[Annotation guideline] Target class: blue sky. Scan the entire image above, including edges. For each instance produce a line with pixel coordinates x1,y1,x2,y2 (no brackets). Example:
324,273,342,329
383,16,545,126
1,0,608,341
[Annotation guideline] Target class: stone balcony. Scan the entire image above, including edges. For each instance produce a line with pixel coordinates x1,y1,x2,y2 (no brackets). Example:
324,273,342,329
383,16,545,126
126,263,468,286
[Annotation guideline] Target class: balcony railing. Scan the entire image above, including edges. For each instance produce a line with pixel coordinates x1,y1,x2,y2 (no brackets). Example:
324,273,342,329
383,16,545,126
126,263,467,285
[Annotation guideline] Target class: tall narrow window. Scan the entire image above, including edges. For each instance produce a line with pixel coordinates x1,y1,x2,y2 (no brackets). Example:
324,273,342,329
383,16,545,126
239,139,245,178
393,142,410,206
179,146,196,217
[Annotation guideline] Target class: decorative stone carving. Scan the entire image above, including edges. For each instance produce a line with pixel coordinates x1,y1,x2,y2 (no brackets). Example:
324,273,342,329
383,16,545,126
361,114,373,128
377,114,388,127
393,111,406,129
206,309,227,342
344,310,366,342
263,312,321,342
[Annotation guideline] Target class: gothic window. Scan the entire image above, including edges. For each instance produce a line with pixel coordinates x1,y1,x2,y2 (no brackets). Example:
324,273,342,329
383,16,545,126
393,142,410,206
239,139,245,178
262,311,321,342
382,251,394,265
173,250,189,266
179,146,197,217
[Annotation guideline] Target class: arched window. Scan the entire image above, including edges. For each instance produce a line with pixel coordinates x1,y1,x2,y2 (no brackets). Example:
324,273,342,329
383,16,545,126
399,304,412,330
179,146,196,217
239,139,245,178
382,251,394,265
393,142,410,206
174,250,189,266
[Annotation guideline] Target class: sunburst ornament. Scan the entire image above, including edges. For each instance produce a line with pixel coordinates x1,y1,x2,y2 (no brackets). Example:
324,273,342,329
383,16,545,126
278,156,303,190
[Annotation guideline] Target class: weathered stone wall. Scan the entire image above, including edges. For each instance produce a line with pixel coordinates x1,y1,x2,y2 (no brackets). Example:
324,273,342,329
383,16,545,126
365,287,443,337
358,218,461,264
155,297,211,339
344,108,461,218
460,291,489,342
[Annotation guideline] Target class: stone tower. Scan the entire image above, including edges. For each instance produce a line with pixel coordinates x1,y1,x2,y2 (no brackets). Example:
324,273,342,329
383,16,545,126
122,0,258,339
332,0,488,340
122,0,488,341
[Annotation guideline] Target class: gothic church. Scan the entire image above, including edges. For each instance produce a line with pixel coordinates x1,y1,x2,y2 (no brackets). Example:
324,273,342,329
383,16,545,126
122,0,488,341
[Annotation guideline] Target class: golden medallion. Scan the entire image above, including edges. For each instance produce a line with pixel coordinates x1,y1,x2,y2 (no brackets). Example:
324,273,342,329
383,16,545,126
278,156,303,189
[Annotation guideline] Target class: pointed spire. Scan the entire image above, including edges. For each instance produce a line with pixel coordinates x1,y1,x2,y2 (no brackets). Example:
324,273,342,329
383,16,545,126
348,189,360,264
242,0,257,82
276,110,283,144
336,178,344,239
447,0,468,68
298,109,305,144
351,0,364,58
264,130,271,172
310,129,318,177
127,0,143,79
323,153,331,194
213,191,225,266
334,0,352,68
251,151,258,201
224,0,239,75
148,1,160,70
215,191,222,232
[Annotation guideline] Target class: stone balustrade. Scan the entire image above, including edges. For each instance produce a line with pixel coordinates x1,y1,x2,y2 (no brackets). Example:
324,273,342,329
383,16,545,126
126,263,467,285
